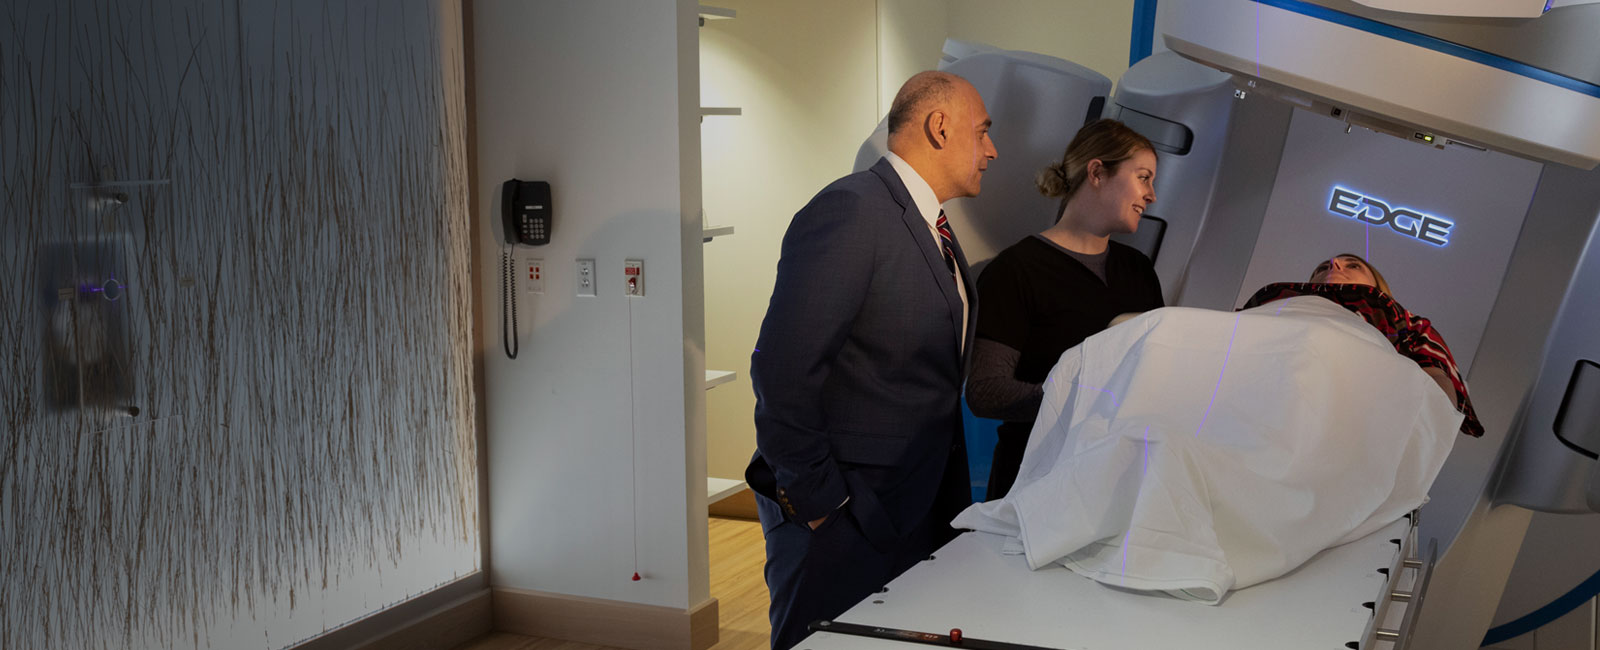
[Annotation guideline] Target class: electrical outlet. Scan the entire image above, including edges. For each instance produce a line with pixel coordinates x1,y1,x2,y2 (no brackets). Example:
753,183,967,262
576,258,596,297
624,259,644,297
525,258,544,295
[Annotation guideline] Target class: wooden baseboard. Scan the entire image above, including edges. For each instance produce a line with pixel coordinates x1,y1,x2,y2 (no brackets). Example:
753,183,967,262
708,485,758,520
353,587,492,650
493,588,719,650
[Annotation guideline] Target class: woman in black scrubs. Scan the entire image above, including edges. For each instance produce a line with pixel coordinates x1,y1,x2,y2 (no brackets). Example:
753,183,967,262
967,119,1165,500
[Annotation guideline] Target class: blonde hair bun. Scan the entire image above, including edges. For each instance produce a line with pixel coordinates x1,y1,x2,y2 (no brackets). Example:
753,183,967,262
1035,163,1071,198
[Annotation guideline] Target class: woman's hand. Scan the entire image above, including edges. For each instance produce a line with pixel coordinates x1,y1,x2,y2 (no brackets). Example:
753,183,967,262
1108,312,1143,328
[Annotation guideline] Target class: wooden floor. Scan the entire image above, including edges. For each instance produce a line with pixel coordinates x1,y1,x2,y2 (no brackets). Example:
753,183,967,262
457,516,770,650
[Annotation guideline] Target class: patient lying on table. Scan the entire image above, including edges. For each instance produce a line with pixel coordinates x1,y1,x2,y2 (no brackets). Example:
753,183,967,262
951,254,1478,604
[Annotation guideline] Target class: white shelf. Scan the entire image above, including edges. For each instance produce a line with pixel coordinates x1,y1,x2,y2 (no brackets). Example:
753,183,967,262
699,106,742,117
697,5,736,21
707,477,746,504
705,369,736,390
702,225,735,242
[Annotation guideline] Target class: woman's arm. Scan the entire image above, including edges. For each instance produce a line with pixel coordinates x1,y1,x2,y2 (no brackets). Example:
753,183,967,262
966,338,1045,422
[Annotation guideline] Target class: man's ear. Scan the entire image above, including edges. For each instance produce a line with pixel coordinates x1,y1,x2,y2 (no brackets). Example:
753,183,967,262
925,110,948,149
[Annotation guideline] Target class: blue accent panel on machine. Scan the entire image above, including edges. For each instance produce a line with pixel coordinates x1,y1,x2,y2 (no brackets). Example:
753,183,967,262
962,398,999,503
1130,0,1159,67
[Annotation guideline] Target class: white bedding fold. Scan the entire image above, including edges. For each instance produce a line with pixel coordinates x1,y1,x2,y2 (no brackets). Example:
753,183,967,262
952,297,1462,604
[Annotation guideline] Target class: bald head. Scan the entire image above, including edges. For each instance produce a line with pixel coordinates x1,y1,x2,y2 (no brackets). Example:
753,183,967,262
883,71,997,202
887,71,962,137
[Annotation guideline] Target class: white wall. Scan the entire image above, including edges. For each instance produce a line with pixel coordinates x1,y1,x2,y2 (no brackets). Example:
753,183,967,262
700,0,880,480
876,1,950,116
475,0,708,609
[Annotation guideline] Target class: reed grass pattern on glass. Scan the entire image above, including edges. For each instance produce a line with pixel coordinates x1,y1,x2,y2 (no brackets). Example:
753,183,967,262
1,1,478,647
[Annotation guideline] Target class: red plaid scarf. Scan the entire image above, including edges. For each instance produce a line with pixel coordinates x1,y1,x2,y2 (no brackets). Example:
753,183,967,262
1242,282,1483,437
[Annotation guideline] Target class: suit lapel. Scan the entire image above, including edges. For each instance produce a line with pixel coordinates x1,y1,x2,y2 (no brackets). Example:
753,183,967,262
898,205,964,320
870,159,966,357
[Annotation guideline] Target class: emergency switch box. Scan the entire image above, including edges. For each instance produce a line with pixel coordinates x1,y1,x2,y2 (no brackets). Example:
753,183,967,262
624,259,644,297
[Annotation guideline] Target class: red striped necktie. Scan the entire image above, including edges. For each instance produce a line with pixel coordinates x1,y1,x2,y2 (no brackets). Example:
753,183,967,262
936,211,957,276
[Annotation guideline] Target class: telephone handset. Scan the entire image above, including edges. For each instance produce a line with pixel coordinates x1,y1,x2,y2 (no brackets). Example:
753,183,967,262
502,179,553,246
500,179,552,359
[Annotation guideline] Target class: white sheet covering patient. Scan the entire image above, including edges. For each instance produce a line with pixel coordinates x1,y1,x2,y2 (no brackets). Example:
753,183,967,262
950,296,1462,604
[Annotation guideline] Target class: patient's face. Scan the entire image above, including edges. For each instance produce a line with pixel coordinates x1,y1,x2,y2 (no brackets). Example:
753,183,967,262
1310,256,1377,288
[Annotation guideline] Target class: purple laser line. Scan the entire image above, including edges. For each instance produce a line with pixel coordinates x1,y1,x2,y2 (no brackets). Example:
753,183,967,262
1080,383,1121,409
1275,297,1290,315
1194,313,1243,436
1254,4,1262,77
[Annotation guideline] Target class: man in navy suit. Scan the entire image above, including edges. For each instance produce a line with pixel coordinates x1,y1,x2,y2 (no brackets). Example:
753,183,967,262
747,70,997,650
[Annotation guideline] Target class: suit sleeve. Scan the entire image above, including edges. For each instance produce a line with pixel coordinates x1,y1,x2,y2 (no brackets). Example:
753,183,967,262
749,189,877,523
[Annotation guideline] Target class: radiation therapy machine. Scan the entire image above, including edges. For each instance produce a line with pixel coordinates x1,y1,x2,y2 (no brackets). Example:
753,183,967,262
821,1,1600,648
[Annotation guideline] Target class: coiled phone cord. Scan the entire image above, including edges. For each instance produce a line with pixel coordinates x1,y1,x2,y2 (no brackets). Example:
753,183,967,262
502,248,519,359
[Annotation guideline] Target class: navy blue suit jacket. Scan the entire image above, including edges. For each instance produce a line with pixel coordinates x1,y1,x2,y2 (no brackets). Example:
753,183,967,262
747,157,974,552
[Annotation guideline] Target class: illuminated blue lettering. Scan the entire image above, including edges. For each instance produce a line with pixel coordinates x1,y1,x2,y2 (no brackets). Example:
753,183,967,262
1418,216,1452,246
1357,197,1390,225
1328,188,1364,218
1388,208,1423,238
1325,186,1452,247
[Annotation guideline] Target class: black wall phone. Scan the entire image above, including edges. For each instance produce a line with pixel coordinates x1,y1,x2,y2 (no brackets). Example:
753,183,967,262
502,179,552,246
501,179,552,359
